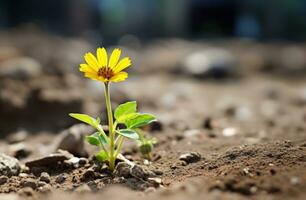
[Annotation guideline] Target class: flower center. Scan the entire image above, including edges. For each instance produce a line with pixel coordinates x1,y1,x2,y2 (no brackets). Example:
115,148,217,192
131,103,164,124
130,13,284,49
97,67,114,79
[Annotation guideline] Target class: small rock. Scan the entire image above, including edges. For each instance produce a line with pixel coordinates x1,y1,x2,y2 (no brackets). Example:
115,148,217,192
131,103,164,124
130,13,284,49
143,159,150,166
54,124,92,157
81,169,96,181
170,163,177,169
19,173,30,178
67,157,80,168
0,153,20,176
179,152,201,163
222,127,238,137
93,163,109,174
25,152,71,168
55,174,67,183
243,167,254,177
38,184,51,193
130,165,150,179
153,170,163,176
39,172,50,183
75,184,92,193
37,181,47,187
20,179,37,189
115,162,131,178
0,176,8,185
148,177,162,187
79,158,88,166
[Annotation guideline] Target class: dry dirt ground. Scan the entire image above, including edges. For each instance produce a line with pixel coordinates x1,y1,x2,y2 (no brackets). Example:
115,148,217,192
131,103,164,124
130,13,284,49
0,29,306,200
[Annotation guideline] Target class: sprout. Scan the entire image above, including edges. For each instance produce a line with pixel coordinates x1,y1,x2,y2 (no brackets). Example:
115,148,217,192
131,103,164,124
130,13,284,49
69,47,157,172
136,128,157,160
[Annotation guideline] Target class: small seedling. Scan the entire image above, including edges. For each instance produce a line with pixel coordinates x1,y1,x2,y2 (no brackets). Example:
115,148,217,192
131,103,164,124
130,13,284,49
135,128,157,160
69,47,156,172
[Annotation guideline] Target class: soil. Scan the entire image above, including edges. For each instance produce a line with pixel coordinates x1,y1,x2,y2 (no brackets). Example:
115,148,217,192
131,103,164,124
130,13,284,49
0,29,306,200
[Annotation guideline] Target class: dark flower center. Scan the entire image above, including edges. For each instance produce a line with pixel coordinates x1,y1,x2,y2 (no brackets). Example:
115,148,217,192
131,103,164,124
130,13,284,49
97,67,114,79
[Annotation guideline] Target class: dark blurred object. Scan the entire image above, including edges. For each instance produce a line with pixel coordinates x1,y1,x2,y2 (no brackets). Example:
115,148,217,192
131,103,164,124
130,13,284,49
0,0,306,40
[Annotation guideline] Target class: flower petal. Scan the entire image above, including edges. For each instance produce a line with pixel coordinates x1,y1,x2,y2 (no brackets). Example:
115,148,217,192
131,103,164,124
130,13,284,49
84,52,99,70
84,72,99,80
79,64,96,74
109,48,121,69
113,57,132,73
110,72,128,82
97,47,108,67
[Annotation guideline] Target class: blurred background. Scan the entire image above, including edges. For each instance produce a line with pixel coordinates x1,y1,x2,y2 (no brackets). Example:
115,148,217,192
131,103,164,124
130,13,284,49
0,0,306,138
1,0,306,40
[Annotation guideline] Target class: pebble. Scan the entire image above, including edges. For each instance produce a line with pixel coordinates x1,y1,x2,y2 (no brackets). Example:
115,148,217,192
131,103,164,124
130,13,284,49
68,157,80,168
39,172,51,183
148,177,162,187
19,173,30,178
38,184,51,193
222,127,238,137
55,174,67,183
143,159,150,166
0,176,8,185
130,165,150,179
37,181,47,187
115,162,131,178
81,169,96,181
153,170,163,176
79,158,88,166
25,151,72,168
0,153,20,176
179,152,201,163
20,179,37,189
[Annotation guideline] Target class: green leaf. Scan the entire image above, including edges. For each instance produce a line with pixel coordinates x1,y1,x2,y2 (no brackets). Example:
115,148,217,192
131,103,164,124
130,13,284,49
114,101,137,121
117,113,139,123
125,113,157,129
69,113,98,128
116,129,139,140
85,132,107,146
95,150,108,162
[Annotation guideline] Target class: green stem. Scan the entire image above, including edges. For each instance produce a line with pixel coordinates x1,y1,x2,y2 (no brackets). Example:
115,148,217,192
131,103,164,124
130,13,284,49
115,136,124,158
96,125,110,144
104,82,115,171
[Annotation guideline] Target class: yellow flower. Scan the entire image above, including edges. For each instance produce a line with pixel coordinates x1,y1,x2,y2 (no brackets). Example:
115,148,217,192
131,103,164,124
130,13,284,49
79,47,132,83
